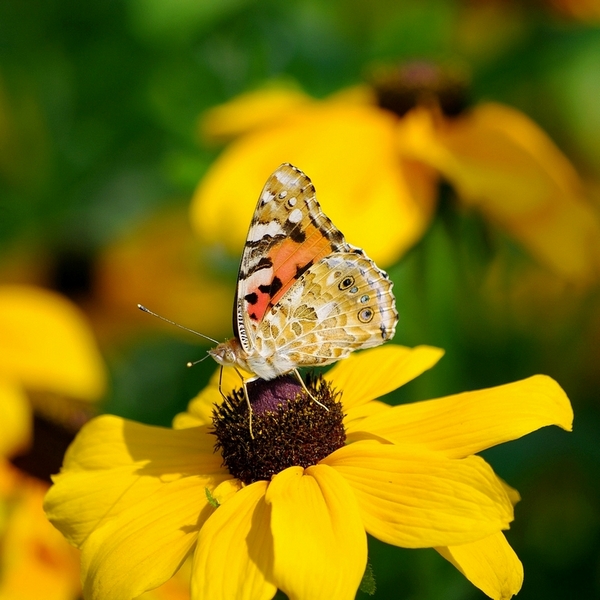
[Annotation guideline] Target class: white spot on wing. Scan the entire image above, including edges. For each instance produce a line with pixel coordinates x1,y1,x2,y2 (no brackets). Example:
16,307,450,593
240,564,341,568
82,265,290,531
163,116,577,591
275,170,297,188
260,191,275,204
288,208,303,224
287,196,297,206
247,221,286,241
278,191,288,199
244,267,273,291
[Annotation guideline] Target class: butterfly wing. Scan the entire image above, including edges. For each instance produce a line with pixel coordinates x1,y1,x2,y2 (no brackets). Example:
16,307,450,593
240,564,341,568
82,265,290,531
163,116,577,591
234,163,348,353
255,249,398,373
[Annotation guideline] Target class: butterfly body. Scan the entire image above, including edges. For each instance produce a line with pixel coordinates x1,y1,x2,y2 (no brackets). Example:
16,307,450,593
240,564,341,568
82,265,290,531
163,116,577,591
209,163,398,381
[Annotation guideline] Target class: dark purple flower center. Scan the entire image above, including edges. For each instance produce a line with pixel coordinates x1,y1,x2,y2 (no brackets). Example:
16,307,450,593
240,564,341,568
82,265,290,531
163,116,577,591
212,374,346,484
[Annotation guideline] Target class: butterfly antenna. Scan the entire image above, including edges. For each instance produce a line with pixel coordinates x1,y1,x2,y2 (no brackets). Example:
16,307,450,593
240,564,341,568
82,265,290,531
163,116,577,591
137,304,219,344
186,354,211,368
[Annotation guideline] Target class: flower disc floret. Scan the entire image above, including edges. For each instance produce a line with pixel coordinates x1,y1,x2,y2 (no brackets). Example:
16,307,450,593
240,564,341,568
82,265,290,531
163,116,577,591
213,374,345,484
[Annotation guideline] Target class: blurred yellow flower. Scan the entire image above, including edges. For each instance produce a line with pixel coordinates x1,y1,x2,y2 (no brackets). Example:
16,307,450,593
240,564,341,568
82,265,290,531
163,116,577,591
0,285,106,404
45,345,572,600
191,65,600,283
192,96,437,268
0,284,107,448
0,462,81,600
0,284,107,600
396,101,600,283
0,207,233,346
93,207,233,343
201,83,313,144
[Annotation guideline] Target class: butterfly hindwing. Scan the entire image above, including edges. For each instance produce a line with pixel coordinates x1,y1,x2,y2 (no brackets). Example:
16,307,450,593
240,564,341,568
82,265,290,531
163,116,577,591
235,163,349,352
253,249,398,373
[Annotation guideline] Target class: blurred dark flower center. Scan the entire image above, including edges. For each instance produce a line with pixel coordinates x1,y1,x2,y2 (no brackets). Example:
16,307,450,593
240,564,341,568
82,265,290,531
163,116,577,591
371,60,470,117
51,248,96,302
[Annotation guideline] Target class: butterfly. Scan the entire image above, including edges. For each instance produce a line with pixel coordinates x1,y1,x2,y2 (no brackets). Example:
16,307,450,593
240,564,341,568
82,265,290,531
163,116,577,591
209,163,398,398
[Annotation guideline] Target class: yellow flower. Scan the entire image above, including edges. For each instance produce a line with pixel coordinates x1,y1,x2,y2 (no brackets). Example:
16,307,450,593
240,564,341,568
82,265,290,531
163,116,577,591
0,462,81,600
93,207,232,343
190,66,600,282
44,345,572,600
0,284,107,453
0,207,234,345
135,559,191,600
191,91,436,268
0,284,107,600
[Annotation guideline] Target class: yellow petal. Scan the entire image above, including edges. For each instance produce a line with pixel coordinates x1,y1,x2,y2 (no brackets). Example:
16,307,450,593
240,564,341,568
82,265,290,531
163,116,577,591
266,465,367,600
398,104,600,283
0,378,31,458
62,415,221,473
80,475,210,600
191,102,435,267
343,400,390,435
171,411,205,429
200,84,313,143
324,441,513,548
192,481,276,600
135,557,192,600
357,375,573,458
210,477,243,506
0,285,106,400
436,532,523,600
173,378,221,429
0,470,81,600
45,416,229,547
0,458,19,498
326,84,378,106
501,480,521,507
324,345,444,414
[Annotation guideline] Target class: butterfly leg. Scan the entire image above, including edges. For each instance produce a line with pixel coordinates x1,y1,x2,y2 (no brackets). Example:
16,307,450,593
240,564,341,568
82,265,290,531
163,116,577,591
241,379,255,440
216,366,233,407
215,366,255,438
233,368,255,439
293,369,329,411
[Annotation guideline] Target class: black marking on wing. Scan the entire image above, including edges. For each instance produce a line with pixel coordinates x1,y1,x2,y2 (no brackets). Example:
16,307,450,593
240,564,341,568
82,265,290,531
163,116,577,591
244,235,285,249
246,256,273,276
289,228,306,244
258,276,283,298
244,292,259,305
295,260,313,279
306,210,345,247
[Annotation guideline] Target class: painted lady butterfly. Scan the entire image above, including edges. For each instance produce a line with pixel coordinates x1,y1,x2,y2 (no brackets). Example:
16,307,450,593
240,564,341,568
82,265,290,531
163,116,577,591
209,163,398,386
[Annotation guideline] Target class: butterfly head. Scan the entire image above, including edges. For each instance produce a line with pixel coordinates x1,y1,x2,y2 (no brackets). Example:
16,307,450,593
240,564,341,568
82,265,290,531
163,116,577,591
208,338,243,368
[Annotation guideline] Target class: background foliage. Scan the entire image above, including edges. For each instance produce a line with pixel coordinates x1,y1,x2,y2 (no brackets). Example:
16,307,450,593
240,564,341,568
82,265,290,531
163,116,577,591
2,0,599,598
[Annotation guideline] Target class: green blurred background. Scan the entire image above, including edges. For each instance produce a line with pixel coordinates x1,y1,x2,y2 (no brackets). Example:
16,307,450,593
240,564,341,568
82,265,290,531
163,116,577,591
2,0,600,598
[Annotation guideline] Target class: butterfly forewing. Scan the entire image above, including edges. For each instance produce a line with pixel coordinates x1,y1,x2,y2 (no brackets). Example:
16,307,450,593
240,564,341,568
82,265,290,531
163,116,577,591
234,163,349,353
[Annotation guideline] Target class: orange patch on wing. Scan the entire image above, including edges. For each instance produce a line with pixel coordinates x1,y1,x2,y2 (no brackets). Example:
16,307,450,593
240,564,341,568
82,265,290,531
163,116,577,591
270,223,333,306
249,287,272,322
248,223,333,323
